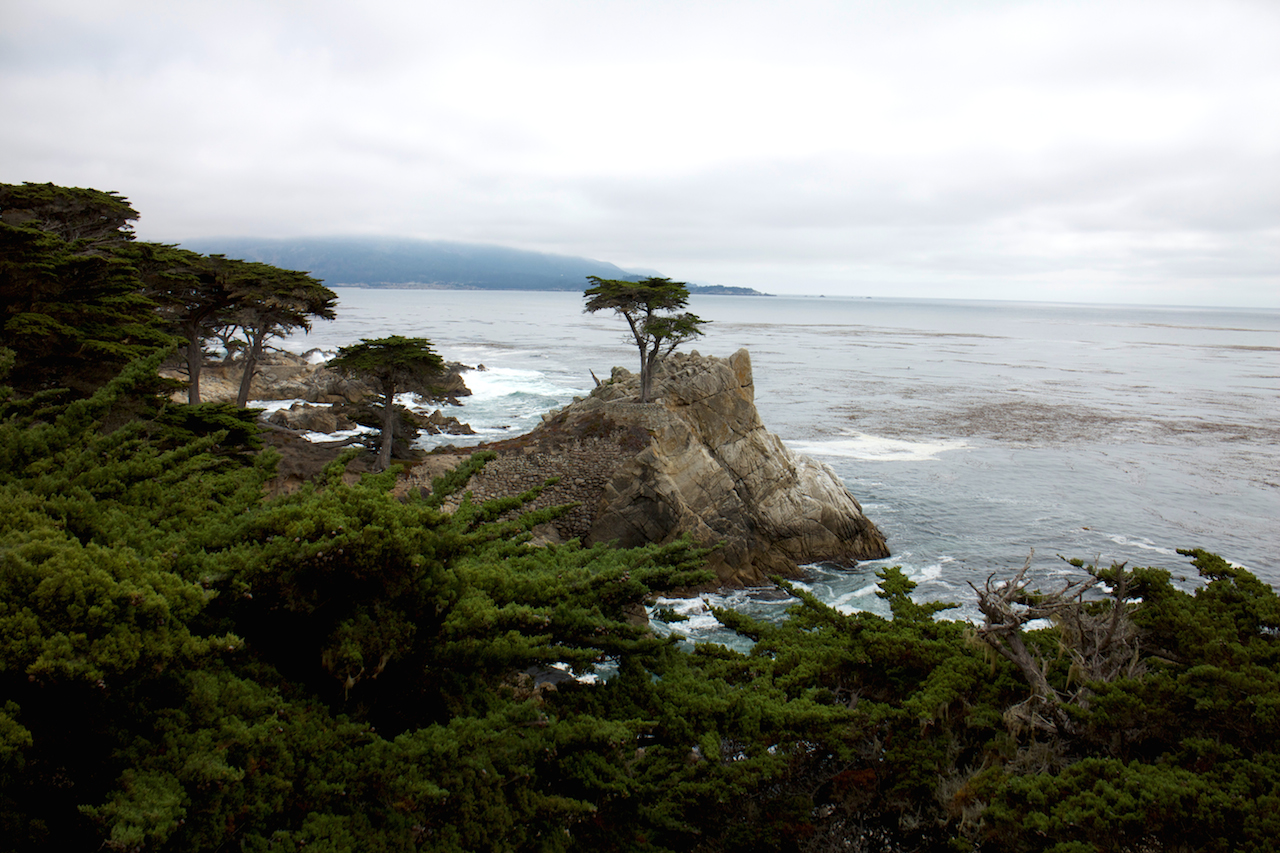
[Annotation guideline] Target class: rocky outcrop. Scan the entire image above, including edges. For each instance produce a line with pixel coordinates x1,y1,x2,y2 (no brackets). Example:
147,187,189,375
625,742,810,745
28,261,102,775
260,430,378,497
416,349,888,587
414,408,476,436
267,401,358,434
162,351,472,407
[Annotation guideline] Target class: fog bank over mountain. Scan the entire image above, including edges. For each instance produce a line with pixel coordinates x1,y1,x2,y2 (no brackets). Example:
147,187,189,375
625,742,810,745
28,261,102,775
178,236,648,292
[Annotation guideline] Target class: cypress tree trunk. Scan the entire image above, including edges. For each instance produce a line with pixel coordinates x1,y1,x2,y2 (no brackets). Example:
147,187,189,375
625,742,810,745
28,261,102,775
185,326,203,404
378,382,397,470
640,345,659,404
236,327,265,408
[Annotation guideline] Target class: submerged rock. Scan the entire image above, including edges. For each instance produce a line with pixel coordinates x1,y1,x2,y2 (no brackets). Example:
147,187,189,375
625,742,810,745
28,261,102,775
430,348,889,587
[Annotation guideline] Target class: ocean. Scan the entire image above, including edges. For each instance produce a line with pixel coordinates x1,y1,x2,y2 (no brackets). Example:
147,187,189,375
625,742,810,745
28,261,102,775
279,288,1280,636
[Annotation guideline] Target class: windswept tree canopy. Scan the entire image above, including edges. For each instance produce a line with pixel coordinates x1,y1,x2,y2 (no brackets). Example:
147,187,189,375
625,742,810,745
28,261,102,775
218,261,336,406
129,244,335,406
583,275,706,403
1,182,334,407
0,185,175,398
0,181,139,245
128,244,227,405
139,251,248,405
328,335,446,470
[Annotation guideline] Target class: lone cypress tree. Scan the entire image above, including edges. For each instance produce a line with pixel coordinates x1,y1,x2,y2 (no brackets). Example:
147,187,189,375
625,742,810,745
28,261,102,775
328,335,445,470
583,276,705,404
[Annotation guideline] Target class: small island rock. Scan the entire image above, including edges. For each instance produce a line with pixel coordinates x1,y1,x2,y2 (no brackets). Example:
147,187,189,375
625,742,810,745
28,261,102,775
428,348,889,587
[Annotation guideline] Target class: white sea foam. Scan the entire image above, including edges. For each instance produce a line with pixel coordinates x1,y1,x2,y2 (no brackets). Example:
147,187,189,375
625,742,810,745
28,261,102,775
252,399,375,443
647,597,724,643
646,591,796,651
916,559,948,582
829,587,881,613
548,662,600,685
301,427,373,442
451,367,588,424
251,398,309,415
464,366,569,399
1105,535,1179,557
789,431,968,462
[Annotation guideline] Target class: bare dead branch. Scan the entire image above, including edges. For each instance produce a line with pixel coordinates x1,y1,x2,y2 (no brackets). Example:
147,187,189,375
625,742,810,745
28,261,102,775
968,550,1146,738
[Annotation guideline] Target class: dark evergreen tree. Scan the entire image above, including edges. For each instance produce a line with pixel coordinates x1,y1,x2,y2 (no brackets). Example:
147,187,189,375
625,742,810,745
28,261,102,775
328,335,446,470
0,185,176,398
139,249,247,405
129,245,335,407
222,264,336,406
0,182,139,245
977,551,1280,853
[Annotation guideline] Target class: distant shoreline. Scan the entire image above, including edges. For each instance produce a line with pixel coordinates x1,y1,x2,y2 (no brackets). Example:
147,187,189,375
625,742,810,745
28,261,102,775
175,236,773,297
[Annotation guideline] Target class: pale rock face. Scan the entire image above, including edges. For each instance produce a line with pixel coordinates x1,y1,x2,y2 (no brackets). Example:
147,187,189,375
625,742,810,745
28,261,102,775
580,348,889,587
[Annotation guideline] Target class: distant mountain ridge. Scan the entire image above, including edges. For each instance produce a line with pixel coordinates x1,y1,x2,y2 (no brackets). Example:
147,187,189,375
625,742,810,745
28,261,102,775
177,236,766,295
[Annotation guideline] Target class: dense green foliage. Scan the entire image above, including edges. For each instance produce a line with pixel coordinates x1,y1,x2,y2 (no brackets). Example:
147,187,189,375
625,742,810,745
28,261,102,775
0,185,177,398
5,348,1278,852
583,276,705,403
0,182,140,244
1,182,336,407
4,183,1279,852
0,354,717,851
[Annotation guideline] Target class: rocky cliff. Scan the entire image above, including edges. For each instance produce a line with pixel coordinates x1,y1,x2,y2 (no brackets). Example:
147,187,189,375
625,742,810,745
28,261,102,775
415,349,889,587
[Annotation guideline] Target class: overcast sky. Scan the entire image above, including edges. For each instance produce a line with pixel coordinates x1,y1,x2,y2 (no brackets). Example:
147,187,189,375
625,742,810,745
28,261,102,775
3,0,1278,306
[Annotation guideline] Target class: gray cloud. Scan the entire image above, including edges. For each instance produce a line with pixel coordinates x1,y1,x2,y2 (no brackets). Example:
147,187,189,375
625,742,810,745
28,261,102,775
2,0,1277,306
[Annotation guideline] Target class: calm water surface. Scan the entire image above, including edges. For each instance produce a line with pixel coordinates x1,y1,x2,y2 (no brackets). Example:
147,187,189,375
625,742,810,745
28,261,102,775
282,289,1280,626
